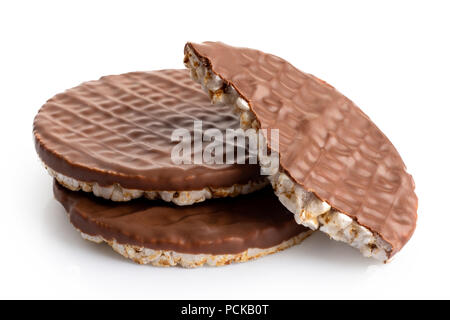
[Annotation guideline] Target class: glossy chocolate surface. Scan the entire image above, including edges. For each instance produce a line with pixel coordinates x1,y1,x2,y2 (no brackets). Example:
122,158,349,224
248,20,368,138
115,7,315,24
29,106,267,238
186,42,418,256
34,69,260,191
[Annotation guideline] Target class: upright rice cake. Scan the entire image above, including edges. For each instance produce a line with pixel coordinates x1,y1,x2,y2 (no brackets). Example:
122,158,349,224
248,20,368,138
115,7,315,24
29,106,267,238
34,69,267,205
53,181,313,268
184,41,418,261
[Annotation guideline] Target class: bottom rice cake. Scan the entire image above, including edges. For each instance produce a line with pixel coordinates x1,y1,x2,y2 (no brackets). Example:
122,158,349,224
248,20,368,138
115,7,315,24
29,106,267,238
53,181,313,268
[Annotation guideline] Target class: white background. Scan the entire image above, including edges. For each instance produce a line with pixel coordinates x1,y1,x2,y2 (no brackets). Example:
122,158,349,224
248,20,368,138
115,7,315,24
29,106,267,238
0,0,449,299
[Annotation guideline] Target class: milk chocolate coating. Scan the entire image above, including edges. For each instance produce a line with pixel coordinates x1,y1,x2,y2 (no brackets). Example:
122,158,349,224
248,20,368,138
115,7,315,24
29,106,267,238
53,181,309,254
34,69,260,191
185,42,418,257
